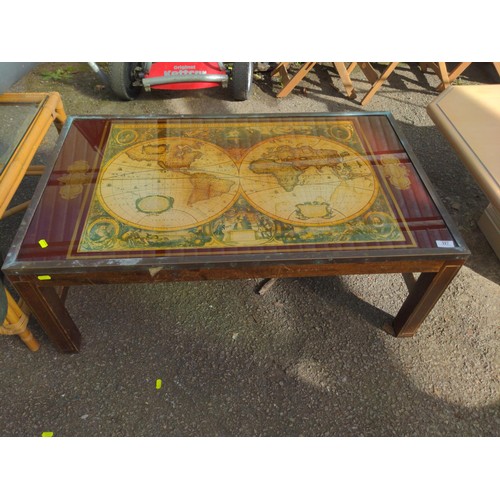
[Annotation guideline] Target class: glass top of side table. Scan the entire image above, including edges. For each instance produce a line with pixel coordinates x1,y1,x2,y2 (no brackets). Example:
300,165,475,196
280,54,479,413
4,113,468,270
0,97,46,175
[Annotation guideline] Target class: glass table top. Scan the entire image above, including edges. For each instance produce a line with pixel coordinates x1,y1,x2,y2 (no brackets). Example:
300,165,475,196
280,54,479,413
0,98,45,176
6,113,467,269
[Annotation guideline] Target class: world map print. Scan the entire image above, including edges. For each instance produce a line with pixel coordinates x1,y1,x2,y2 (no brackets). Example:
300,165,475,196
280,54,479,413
76,121,408,253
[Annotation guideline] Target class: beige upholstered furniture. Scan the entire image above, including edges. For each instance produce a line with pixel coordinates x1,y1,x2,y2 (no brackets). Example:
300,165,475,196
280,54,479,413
427,84,500,258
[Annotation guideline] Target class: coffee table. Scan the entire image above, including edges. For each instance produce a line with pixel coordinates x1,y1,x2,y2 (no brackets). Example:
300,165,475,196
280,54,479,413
1,113,470,352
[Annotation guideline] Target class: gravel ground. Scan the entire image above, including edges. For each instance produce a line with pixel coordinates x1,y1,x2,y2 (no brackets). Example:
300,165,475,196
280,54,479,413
0,62,499,437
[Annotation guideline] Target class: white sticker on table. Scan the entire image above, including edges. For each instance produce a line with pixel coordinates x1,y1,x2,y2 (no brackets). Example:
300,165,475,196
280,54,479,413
436,240,455,248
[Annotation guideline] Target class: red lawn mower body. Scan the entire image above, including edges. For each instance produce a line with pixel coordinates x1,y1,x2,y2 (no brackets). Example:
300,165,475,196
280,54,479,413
145,62,226,90
108,62,253,101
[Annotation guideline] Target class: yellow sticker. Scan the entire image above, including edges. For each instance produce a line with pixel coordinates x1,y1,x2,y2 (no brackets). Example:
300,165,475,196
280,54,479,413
156,379,162,390
38,239,49,248
37,275,52,281
41,432,53,437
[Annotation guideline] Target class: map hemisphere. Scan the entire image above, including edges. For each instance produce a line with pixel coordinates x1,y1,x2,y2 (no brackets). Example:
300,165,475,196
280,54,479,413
240,135,379,226
96,137,240,231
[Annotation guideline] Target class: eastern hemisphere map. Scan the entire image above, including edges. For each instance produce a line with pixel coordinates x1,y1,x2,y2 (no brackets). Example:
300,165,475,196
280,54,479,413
74,119,411,255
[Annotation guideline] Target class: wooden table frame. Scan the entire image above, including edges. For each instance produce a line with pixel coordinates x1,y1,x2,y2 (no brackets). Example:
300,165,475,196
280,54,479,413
2,113,470,353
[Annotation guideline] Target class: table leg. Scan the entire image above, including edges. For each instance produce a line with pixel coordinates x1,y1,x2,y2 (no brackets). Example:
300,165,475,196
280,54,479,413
391,263,463,337
53,95,67,131
357,62,380,84
360,62,399,106
13,282,81,352
333,62,356,98
435,62,451,92
436,62,471,92
273,62,317,98
447,62,472,83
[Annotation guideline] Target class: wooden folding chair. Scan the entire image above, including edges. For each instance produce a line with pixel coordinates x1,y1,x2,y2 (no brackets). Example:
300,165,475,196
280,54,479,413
271,62,358,99
419,63,472,92
271,62,317,97
347,62,400,105
320,62,396,104
356,63,498,101
332,62,357,99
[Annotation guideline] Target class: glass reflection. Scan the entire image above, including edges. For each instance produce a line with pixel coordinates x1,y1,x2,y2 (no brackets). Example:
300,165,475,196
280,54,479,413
16,115,458,263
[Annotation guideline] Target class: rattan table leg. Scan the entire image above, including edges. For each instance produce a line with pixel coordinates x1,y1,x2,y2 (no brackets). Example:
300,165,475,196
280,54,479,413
2,290,40,351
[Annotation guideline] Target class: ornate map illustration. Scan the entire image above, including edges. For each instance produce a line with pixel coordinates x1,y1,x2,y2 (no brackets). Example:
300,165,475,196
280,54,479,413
75,120,410,254
240,135,377,226
96,137,239,231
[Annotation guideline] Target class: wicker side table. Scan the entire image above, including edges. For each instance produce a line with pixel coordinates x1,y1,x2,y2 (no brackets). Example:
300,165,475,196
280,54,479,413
0,92,67,350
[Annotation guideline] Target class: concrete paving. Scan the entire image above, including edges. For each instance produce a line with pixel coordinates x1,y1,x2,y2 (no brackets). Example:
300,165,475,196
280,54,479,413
0,62,498,436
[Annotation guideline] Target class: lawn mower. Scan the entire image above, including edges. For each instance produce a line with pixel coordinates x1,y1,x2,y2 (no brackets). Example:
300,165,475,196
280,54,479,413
107,62,254,101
